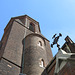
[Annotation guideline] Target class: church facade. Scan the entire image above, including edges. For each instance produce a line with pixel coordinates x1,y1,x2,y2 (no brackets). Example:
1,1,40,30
0,15,75,75
0,15,53,75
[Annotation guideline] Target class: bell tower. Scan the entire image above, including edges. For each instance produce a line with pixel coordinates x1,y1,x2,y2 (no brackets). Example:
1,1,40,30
0,15,53,75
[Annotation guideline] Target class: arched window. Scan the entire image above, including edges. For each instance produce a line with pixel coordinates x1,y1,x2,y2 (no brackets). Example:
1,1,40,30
38,41,42,46
29,23,35,32
39,58,45,68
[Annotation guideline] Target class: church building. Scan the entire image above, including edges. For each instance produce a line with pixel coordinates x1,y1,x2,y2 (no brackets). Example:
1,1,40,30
0,15,75,75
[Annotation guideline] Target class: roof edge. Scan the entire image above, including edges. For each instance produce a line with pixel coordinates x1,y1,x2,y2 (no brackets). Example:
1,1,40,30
11,15,39,24
25,33,50,42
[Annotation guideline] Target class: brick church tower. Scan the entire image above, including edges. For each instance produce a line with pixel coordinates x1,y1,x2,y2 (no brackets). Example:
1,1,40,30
0,15,53,75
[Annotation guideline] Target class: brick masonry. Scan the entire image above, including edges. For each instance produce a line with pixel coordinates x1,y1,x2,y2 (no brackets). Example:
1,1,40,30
23,33,53,75
0,15,53,75
0,58,20,75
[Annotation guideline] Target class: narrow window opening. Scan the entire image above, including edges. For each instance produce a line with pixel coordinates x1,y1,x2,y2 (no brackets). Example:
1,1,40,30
39,59,45,68
38,41,42,46
29,23,35,32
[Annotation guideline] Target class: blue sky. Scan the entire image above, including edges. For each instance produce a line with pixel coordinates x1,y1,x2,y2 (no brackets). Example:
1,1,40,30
0,0,75,56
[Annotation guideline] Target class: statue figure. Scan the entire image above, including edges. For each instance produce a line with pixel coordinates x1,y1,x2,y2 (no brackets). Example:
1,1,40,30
51,33,62,50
